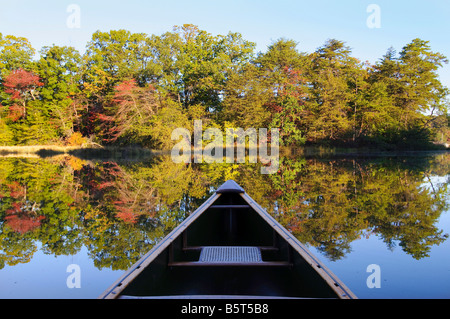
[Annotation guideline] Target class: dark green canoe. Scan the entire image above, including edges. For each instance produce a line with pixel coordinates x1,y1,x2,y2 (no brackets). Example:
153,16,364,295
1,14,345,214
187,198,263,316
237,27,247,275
99,180,357,299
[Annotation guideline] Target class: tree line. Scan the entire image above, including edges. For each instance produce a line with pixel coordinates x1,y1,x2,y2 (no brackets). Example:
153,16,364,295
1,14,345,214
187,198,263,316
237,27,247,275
0,24,448,149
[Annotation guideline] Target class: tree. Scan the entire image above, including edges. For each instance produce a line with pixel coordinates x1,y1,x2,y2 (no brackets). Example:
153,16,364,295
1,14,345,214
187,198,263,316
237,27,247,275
370,39,449,146
302,39,356,142
257,39,307,146
36,45,83,140
0,29,448,149
223,39,306,146
397,39,448,121
0,34,35,79
221,63,272,129
83,29,149,90
3,68,43,120
100,79,161,146
269,67,307,146
81,30,150,140
148,99,192,149
146,24,255,113
0,119,13,145
2,68,61,145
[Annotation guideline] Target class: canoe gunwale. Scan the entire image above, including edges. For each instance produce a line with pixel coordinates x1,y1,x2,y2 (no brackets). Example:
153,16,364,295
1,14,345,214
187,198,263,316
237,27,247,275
239,192,357,300
98,192,222,299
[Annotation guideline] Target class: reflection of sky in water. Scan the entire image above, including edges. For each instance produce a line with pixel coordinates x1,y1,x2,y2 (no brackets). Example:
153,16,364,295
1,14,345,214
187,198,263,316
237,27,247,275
421,175,449,193
0,243,124,298
311,175,450,299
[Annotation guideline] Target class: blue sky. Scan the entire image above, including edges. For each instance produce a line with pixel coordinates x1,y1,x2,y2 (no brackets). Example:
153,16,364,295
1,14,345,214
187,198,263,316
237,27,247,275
1,0,449,87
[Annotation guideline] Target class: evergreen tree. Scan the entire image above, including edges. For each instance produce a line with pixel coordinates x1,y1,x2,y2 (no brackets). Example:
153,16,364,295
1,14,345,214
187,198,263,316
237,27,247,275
303,39,355,142
371,39,448,146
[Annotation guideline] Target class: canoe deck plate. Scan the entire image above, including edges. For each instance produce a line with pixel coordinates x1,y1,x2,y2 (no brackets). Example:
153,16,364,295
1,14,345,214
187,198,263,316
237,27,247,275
199,246,262,263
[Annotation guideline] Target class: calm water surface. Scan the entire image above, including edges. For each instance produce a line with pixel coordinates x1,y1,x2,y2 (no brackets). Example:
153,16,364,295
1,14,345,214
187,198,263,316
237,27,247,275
0,151,449,298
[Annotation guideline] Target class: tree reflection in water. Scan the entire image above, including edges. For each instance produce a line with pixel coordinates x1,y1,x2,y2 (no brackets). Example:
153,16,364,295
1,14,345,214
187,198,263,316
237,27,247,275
0,151,448,271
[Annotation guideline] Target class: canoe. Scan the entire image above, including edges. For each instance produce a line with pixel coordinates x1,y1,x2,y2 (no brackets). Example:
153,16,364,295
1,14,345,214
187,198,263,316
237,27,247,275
99,180,357,299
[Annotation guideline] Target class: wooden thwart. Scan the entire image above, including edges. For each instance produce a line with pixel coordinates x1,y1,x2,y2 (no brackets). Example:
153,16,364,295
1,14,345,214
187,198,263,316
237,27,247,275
169,246,291,267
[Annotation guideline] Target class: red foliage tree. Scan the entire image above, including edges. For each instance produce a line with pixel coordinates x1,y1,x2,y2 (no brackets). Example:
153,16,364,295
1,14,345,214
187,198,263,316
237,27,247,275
114,205,138,224
7,181,25,198
98,79,157,143
5,214,45,234
3,68,43,119
7,104,24,122
5,201,45,234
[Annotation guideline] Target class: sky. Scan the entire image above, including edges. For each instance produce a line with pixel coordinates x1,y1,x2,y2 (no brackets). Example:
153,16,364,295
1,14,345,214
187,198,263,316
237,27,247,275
0,0,449,87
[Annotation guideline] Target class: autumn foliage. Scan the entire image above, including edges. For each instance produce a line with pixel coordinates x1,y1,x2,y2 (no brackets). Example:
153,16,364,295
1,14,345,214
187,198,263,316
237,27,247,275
0,26,448,148
98,79,159,145
2,68,43,122
3,68,43,101
5,212,45,234
4,183,46,234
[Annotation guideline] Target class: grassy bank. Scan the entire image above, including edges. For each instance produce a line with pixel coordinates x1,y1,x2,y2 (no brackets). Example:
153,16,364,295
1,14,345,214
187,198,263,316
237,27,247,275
0,145,83,155
0,145,158,159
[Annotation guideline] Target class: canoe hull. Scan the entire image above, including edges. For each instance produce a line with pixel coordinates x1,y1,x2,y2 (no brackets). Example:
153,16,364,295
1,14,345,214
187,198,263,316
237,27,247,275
99,181,356,299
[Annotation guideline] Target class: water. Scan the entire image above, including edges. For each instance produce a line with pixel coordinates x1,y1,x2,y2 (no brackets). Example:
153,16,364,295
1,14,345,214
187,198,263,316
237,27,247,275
0,151,448,298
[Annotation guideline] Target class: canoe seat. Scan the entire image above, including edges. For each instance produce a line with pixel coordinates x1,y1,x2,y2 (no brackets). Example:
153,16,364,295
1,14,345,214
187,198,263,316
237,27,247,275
199,246,262,263
168,246,291,267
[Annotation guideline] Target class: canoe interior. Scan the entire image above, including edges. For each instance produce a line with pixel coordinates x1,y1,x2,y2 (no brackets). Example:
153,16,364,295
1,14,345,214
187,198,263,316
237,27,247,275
116,192,343,299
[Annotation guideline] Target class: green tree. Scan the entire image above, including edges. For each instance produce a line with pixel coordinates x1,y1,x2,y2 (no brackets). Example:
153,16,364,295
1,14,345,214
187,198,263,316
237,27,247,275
0,34,35,79
397,39,448,124
257,39,307,146
0,36,37,145
83,30,148,91
302,39,358,142
0,119,13,145
223,39,306,146
36,45,83,140
146,25,255,113
221,63,272,129
371,39,449,146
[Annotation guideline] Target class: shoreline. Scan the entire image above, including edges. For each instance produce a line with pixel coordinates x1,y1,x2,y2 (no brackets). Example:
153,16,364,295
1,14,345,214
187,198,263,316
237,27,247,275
0,145,88,154
0,144,448,158
0,145,161,159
